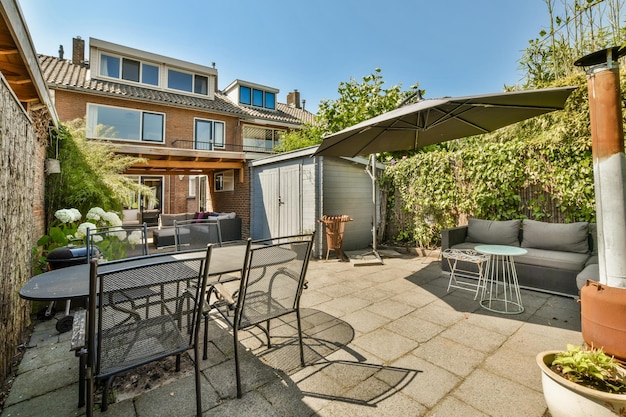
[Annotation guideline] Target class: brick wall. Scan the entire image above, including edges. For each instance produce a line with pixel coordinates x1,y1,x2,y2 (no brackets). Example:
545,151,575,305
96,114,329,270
53,90,241,147
209,165,251,238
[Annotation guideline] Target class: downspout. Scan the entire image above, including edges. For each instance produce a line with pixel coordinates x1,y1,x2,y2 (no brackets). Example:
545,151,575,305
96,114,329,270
575,47,626,287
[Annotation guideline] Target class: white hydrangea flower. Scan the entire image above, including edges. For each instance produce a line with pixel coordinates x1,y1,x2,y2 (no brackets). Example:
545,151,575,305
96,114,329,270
86,207,106,221
103,212,123,227
76,222,98,239
55,208,81,223
108,227,127,241
68,208,82,222
127,231,143,245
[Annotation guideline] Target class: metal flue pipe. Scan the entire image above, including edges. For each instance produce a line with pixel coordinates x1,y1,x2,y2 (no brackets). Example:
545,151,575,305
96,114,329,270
575,47,626,287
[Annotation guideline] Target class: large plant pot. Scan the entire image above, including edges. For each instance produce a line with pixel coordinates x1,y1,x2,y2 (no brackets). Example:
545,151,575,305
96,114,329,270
536,351,626,417
581,280,626,360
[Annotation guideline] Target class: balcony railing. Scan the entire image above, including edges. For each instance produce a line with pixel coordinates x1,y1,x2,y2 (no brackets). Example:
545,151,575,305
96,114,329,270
171,140,276,154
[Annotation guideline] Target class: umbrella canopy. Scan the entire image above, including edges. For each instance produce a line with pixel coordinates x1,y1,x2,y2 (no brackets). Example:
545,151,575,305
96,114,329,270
314,86,577,157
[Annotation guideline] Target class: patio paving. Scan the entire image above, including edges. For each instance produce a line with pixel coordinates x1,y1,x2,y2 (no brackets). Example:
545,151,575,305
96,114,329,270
1,250,582,417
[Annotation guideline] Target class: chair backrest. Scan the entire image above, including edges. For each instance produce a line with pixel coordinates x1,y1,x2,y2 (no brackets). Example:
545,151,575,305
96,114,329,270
174,219,222,251
86,223,149,262
235,233,314,328
87,246,212,378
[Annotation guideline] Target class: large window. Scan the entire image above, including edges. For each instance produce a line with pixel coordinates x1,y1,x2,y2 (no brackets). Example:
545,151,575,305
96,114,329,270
238,85,276,110
168,69,193,92
194,119,225,150
243,126,285,152
97,52,213,95
87,104,165,143
100,54,161,87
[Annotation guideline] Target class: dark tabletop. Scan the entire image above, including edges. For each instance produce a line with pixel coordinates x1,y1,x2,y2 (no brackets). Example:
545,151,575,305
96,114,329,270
20,245,250,302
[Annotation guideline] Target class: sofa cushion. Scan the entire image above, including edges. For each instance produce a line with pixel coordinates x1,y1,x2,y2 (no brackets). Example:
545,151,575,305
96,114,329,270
465,218,520,246
161,213,188,227
577,263,599,289
516,247,589,271
522,220,589,254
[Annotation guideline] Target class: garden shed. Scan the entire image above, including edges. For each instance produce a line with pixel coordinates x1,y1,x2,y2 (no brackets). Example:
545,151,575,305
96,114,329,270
250,146,383,259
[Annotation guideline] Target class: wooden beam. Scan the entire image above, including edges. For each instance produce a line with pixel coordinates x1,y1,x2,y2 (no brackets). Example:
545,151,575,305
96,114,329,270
131,160,245,170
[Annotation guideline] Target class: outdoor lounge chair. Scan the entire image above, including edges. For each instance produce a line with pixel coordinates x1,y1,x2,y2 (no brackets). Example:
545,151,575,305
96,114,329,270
77,246,213,417
206,233,315,398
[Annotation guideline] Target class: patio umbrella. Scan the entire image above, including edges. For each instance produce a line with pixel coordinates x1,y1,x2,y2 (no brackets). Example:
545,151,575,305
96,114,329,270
313,86,577,262
313,86,577,158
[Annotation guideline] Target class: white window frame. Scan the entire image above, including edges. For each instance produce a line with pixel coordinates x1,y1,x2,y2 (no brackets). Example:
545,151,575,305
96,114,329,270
188,175,197,197
214,170,234,192
86,103,166,143
194,118,226,150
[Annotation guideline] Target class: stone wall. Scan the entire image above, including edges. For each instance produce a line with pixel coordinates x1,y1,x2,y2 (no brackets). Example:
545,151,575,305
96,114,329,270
0,76,47,383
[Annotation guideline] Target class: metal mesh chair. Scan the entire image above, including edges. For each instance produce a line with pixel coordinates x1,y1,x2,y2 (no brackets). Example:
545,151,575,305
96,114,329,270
86,223,149,262
174,219,223,251
80,246,213,416
207,233,315,398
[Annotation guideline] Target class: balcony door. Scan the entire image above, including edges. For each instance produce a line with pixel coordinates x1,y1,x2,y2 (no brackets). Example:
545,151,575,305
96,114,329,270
194,119,225,151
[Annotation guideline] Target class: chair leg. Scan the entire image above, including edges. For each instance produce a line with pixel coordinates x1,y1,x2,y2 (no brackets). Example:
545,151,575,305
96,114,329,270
77,350,86,408
193,343,202,417
101,377,114,412
296,309,305,367
266,319,272,348
203,312,209,360
176,353,181,372
234,329,242,398
85,367,94,417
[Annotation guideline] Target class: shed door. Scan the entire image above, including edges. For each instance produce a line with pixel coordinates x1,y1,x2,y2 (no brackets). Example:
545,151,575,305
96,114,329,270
258,164,301,238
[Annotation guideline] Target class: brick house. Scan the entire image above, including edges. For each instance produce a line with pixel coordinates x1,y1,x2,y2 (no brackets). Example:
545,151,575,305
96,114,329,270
39,37,314,238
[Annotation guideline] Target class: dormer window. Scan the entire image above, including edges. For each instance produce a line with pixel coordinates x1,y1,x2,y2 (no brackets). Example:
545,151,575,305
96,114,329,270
237,86,275,110
91,38,216,98
100,53,161,87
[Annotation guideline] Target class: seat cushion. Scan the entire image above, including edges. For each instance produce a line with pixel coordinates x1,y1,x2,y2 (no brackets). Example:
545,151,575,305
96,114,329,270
465,218,520,246
516,247,589,271
160,213,188,227
522,219,589,254
577,263,599,289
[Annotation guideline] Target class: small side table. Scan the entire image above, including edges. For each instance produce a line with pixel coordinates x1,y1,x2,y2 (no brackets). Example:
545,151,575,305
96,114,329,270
475,245,527,314
442,249,490,299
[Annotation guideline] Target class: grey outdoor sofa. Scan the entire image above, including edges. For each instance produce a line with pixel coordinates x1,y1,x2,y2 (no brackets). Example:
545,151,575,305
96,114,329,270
152,212,242,248
441,218,598,297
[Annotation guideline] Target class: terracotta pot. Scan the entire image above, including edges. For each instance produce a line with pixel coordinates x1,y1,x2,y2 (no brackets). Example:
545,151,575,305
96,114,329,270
536,351,626,417
581,280,626,360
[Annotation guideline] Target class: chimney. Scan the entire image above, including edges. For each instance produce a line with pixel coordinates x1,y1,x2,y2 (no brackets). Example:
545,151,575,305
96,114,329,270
287,89,301,109
72,36,85,66
58,45,64,60
212,62,218,93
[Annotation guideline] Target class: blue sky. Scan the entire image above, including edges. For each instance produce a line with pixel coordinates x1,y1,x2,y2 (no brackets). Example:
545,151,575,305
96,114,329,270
20,0,551,113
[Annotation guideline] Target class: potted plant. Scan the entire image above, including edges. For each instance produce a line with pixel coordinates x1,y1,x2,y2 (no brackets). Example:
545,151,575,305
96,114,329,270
536,344,626,417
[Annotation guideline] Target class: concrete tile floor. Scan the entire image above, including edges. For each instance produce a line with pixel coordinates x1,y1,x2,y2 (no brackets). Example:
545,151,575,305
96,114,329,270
1,251,582,417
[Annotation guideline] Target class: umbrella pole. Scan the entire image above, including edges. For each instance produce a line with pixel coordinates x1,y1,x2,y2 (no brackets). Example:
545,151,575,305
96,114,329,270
355,154,383,265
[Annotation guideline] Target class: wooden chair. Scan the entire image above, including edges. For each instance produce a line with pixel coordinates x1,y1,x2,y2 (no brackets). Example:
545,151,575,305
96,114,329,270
77,246,213,416
206,233,315,398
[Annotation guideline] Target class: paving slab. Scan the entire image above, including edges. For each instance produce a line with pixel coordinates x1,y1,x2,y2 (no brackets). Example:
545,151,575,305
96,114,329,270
1,255,583,417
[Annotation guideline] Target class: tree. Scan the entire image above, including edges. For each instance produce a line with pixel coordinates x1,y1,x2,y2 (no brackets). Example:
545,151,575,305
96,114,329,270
276,68,421,152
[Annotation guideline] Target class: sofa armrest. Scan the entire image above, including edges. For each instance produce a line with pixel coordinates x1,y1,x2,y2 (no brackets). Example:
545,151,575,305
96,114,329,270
442,226,468,250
